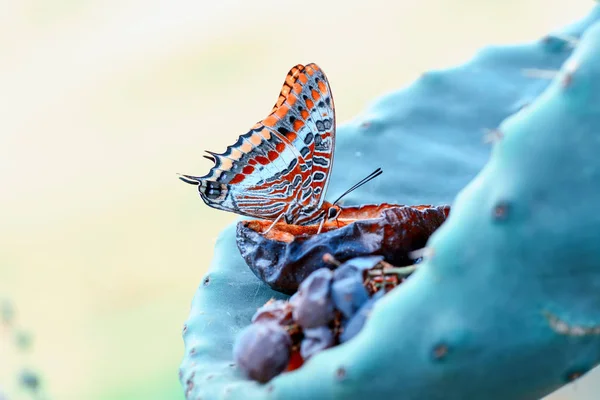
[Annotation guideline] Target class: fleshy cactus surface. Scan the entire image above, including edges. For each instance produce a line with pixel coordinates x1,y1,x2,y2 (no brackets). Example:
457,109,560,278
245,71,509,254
180,6,600,399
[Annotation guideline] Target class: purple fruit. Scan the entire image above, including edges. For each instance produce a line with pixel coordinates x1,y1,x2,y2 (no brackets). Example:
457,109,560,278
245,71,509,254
251,300,294,325
331,256,382,319
340,290,385,343
233,322,292,383
291,268,334,329
331,274,369,319
300,326,335,360
335,256,384,280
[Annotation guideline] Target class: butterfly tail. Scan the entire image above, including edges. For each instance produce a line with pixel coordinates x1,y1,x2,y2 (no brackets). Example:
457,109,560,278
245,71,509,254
178,173,202,185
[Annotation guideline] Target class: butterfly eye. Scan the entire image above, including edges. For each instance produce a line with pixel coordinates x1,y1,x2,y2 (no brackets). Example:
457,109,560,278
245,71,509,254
201,181,223,200
327,206,340,220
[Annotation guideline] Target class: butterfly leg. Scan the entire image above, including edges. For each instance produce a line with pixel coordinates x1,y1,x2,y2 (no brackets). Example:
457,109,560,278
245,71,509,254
264,213,285,234
316,217,326,235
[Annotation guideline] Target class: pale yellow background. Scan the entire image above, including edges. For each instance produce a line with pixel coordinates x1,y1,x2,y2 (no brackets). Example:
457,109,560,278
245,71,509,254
0,0,597,399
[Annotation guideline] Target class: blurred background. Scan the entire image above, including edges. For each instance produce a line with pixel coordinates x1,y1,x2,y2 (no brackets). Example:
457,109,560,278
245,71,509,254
0,0,598,399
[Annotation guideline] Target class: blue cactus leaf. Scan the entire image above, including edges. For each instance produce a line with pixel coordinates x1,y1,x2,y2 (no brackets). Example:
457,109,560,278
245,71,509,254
180,6,600,400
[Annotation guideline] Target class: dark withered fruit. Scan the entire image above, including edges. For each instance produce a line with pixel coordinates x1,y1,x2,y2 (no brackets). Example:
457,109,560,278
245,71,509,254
235,254,420,381
236,203,450,294
300,326,335,360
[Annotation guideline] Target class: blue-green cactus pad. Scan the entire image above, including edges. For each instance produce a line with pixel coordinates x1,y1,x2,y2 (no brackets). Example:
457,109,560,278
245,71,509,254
180,6,600,399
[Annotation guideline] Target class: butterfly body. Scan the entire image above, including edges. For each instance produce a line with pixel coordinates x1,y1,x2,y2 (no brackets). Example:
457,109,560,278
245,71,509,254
181,63,338,227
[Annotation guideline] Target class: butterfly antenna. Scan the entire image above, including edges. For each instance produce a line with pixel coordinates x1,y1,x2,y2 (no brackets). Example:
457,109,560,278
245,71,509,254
332,168,383,205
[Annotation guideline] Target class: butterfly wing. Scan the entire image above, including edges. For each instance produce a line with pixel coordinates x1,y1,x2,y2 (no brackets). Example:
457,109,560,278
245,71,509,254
299,63,335,210
181,63,336,223
265,63,335,210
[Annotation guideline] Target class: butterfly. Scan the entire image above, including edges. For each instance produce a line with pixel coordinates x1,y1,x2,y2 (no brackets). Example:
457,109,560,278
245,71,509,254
180,63,381,233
